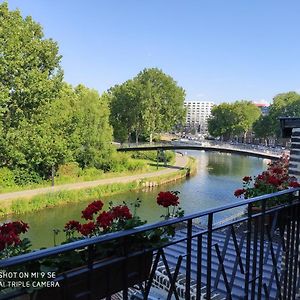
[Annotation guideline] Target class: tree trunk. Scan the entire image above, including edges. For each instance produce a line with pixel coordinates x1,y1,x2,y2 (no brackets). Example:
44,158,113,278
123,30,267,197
243,132,247,143
51,166,55,187
135,131,139,145
149,133,153,143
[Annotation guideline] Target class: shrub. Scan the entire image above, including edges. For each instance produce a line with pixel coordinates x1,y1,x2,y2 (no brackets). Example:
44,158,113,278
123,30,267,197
80,167,104,179
0,167,15,188
101,153,146,173
131,151,157,161
126,159,147,171
130,150,175,163
13,168,42,186
56,162,81,178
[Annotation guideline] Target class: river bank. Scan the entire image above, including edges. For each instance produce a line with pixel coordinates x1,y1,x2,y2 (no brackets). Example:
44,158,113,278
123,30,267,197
0,152,269,249
0,154,196,217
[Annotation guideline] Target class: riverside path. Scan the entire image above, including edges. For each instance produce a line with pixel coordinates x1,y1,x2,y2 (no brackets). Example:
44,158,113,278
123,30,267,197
0,153,188,202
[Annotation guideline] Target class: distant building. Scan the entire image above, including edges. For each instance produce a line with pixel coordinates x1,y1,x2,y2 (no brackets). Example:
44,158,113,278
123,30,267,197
184,101,215,134
252,102,269,116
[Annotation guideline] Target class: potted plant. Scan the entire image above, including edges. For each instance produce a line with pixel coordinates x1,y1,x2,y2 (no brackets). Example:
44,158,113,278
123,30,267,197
234,154,300,228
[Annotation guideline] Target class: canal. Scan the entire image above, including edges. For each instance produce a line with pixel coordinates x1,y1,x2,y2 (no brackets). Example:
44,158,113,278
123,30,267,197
2,151,270,249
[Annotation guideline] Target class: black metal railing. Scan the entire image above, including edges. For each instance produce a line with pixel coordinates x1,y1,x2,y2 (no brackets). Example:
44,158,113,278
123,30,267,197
1,188,300,300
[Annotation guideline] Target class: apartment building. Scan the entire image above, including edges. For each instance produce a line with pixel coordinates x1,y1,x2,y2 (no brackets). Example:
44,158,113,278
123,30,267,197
184,101,214,133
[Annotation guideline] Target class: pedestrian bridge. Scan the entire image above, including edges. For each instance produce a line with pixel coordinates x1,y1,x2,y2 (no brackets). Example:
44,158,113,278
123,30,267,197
117,141,283,160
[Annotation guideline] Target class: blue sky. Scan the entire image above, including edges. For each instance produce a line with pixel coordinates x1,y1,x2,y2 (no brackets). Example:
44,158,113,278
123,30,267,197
5,0,300,104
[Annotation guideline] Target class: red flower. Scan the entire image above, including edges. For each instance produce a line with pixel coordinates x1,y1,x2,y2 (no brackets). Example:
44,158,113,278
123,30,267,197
256,174,265,181
0,223,14,235
234,189,246,197
0,221,26,251
271,167,283,174
79,222,96,236
157,191,180,207
12,221,29,234
64,220,81,232
242,176,252,182
111,205,132,220
0,221,29,235
289,181,300,188
267,176,282,186
81,200,104,220
96,211,114,229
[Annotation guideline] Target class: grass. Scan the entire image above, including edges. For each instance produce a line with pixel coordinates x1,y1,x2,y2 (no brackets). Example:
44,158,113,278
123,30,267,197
0,158,172,194
0,156,197,217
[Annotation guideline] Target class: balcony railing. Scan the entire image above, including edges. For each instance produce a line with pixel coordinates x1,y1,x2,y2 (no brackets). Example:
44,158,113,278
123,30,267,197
1,188,300,300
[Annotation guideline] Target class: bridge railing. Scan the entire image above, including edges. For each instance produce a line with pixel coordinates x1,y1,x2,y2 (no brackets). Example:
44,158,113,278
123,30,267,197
0,188,299,299
117,140,285,157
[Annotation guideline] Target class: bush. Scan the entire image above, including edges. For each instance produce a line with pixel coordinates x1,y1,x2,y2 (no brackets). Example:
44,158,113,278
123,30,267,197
130,150,175,163
57,163,81,178
0,167,15,188
126,159,147,171
13,168,42,186
80,167,104,180
131,151,156,161
164,151,175,163
100,153,147,173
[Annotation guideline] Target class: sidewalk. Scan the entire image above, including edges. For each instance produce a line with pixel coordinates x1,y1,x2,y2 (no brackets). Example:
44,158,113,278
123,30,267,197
0,154,189,202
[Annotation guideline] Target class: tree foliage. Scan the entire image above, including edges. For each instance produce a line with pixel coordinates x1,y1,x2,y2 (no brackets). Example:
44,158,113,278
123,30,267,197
208,101,260,140
66,86,113,169
0,4,114,181
207,103,237,140
136,68,186,142
0,2,63,128
253,115,273,139
109,80,143,143
253,92,300,138
109,68,186,143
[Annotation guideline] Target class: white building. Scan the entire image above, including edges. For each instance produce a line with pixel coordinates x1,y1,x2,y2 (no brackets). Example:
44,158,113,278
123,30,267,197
184,101,214,134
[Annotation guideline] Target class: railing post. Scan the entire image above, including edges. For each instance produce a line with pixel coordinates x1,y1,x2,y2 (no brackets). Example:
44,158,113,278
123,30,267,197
257,199,266,298
251,205,259,300
244,202,252,299
288,204,296,300
206,213,213,299
283,212,291,300
196,234,202,300
185,219,192,299
122,237,128,300
292,200,300,299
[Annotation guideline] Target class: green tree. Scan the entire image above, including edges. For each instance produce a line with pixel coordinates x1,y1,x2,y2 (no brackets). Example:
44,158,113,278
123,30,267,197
0,3,64,178
136,68,186,142
268,91,300,137
0,4,117,180
208,101,260,141
253,115,273,140
232,101,261,139
208,103,237,140
0,2,63,128
109,80,143,144
68,86,114,169
109,68,186,143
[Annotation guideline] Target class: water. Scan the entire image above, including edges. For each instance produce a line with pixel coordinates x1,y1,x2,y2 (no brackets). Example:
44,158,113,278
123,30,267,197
1,151,269,248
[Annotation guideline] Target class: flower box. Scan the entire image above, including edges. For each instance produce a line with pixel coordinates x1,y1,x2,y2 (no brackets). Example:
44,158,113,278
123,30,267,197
33,251,153,300
251,204,300,232
1,191,183,300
